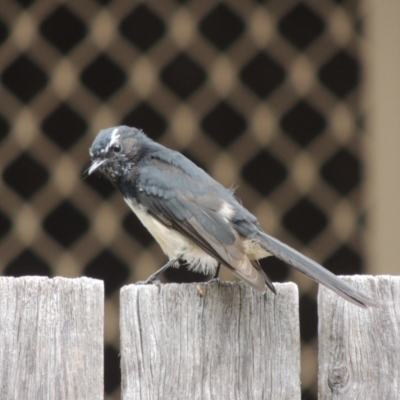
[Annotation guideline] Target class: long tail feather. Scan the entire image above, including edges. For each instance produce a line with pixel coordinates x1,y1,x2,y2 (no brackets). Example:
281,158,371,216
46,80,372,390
255,231,379,308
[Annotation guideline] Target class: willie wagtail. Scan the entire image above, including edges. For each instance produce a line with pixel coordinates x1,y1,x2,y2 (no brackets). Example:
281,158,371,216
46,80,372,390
88,125,378,308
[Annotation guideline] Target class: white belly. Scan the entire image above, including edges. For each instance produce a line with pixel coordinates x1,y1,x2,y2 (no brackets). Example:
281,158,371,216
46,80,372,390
124,198,219,274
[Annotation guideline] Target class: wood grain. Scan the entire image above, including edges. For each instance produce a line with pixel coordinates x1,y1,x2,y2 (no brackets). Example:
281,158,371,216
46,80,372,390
0,276,104,400
318,275,398,399
120,281,300,400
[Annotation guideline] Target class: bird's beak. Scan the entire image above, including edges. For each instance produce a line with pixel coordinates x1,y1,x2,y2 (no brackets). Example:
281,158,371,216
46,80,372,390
88,159,106,175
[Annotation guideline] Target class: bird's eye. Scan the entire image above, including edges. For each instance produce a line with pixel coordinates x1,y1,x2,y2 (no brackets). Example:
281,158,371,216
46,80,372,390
112,144,121,153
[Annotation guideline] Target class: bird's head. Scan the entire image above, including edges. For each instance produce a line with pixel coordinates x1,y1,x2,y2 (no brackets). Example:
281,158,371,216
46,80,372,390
87,126,145,183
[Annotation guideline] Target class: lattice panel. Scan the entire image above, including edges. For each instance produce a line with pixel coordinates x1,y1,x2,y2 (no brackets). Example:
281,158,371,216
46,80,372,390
0,1,365,399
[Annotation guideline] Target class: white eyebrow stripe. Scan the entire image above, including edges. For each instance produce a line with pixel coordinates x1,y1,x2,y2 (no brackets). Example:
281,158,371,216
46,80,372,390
105,127,120,152
109,128,120,145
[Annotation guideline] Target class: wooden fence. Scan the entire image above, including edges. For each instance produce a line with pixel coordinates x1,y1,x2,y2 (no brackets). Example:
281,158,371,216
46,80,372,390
0,275,398,399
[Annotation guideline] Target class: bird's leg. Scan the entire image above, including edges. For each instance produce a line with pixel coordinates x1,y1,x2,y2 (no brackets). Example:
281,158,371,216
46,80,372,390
213,263,221,279
142,257,181,284
208,263,221,283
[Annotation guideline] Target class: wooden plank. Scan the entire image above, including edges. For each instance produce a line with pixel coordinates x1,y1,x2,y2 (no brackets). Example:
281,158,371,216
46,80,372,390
0,276,104,400
120,281,300,400
318,275,398,399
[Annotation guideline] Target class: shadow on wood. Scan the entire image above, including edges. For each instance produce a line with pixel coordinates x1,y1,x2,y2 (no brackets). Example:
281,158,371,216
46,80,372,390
120,281,300,400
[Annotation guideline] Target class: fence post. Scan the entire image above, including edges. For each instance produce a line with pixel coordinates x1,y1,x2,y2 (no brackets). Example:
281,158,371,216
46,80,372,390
318,275,399,399
120,281,300,400
0,276,104,400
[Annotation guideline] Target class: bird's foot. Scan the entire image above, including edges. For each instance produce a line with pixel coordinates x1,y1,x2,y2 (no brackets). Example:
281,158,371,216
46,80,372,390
135,278,161,285
207,276,221,287
135,278,163,291
135,257,181,288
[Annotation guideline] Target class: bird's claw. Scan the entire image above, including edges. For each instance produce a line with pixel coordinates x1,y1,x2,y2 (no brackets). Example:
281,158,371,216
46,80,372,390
135,279,163,289
207,276,221,287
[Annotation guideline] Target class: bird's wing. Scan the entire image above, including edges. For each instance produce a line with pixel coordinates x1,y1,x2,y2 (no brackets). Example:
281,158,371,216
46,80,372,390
133,161,270,292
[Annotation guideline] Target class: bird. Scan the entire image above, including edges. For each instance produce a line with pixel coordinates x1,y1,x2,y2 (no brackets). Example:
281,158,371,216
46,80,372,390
87,125,378,308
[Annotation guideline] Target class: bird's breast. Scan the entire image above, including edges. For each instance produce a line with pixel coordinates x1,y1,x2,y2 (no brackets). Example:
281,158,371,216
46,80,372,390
124,198,177,254
123,198,218,274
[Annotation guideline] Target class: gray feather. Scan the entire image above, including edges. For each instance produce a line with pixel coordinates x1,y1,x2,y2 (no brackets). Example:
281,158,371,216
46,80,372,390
255,231,380,308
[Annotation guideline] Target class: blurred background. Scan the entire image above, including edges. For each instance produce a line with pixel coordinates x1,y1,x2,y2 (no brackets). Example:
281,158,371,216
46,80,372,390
0,0,398,399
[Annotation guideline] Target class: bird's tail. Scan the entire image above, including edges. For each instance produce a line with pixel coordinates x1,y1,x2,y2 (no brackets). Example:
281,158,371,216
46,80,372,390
255,231,379,308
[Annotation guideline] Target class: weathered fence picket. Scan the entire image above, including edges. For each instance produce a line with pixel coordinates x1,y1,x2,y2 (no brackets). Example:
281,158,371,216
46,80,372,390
318,275,398,399
0,276,104,400
120,282,301,400
1,275,394,399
